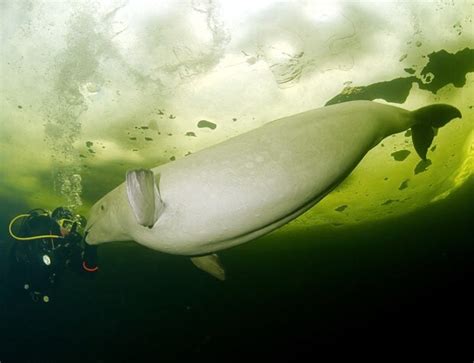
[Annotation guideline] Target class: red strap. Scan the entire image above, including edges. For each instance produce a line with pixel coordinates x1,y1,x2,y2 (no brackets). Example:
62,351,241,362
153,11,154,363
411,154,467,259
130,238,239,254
82,261,99,272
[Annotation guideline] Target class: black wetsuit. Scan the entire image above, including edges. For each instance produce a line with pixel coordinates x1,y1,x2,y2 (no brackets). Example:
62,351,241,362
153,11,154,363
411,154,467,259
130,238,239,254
7,213,86,303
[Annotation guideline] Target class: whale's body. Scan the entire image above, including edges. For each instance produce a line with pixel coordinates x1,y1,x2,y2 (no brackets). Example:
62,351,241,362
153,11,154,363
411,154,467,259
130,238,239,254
85,101,461,263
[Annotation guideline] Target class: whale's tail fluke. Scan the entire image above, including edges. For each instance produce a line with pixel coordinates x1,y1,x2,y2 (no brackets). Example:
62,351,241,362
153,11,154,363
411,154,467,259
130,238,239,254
411,104,462,160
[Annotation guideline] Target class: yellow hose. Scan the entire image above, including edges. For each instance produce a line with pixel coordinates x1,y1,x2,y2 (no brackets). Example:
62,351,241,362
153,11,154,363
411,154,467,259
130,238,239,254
8,214,62,241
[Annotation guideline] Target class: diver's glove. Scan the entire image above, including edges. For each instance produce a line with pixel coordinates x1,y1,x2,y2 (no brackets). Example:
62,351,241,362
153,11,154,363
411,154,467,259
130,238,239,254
82,243,99,273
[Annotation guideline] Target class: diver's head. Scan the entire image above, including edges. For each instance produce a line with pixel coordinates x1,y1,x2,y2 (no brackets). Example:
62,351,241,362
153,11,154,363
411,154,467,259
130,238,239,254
51,207,87,236
51,207,73,221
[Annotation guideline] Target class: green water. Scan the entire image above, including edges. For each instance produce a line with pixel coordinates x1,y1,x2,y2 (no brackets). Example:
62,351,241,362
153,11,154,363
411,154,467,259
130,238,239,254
1,1,473,360
0,178,472,360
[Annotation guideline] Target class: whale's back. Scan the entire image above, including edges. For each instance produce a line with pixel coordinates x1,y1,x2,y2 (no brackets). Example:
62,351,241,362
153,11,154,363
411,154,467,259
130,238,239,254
146,102,386,252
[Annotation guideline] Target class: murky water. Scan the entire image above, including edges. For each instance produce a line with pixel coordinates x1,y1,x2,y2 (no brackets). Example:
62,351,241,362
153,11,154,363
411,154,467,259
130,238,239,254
1,1,472,360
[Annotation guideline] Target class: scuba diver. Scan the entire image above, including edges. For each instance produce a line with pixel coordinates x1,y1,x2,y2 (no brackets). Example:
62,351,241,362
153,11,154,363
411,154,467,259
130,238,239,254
7,207,99,303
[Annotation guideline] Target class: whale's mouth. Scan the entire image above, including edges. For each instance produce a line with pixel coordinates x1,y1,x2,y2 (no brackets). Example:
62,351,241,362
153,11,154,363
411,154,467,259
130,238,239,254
83,224,96,244
82,230,90,244
84,221,95,234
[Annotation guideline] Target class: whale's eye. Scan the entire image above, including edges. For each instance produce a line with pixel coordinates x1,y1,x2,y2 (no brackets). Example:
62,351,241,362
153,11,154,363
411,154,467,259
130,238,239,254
101,205,105,211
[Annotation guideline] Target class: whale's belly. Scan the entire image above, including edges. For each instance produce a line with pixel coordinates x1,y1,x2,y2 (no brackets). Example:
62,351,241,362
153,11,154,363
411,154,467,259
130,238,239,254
147,106,380,253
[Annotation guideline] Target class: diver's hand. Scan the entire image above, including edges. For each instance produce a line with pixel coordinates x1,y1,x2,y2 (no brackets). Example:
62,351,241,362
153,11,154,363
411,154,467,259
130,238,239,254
82,243,99,273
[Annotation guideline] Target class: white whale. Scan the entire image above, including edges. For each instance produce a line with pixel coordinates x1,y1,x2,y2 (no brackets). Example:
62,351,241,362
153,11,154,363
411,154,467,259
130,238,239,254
85,100,461,279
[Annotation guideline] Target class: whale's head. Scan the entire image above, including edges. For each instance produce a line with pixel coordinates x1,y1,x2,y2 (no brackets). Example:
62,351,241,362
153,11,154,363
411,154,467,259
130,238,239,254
85,169,163,245
85,184,131,245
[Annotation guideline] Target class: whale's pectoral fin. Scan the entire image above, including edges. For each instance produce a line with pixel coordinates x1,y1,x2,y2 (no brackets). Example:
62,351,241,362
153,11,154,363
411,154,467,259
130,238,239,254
190,254,226,281
126,169,163,228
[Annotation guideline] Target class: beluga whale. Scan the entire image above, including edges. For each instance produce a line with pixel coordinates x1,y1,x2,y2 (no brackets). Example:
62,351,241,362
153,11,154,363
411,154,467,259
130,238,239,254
85,101,461,280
